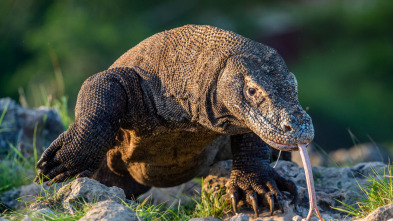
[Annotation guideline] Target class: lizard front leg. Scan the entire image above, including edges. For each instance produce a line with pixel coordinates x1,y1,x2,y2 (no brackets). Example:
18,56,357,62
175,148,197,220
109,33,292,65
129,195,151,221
35,68,132,184
228,133,297,217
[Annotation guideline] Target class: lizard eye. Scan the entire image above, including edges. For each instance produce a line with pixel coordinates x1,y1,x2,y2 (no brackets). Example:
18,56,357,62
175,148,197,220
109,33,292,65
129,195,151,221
248,88,256,96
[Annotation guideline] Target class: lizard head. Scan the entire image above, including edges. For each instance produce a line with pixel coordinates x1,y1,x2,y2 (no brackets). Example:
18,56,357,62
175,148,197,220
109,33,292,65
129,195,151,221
217,48,314,151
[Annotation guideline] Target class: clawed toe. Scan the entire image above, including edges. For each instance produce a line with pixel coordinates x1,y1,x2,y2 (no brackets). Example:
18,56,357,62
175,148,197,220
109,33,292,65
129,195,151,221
246,190,259,217
227,174,296,217
231,193,238,215
228,187,286,217
265,192,275,216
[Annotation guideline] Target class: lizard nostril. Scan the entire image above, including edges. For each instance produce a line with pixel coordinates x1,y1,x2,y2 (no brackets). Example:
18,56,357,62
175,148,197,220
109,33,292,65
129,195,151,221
283,125,292,132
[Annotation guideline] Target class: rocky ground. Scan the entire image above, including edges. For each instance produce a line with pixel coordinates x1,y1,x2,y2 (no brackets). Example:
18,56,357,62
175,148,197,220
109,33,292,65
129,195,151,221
0,160,391,220
1,98,393,220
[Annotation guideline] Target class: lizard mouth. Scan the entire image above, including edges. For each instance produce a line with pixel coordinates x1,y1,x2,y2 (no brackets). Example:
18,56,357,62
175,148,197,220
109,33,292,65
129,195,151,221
264,138,306,151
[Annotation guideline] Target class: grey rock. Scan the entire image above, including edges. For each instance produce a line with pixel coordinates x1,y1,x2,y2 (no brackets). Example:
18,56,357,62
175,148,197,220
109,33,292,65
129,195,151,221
79,200,140,221
253,200,297,221
0,217,9,221
205,160,388,220
292,215,302,221
212,135,232,162
0,98,64,158
355,203,393,221
209,160,232,178
31,207,56,219
138,179,200,208
226,213,249,221
202,175,228,196
330,143,391,165
189,217,222,221
56,177,126,213
29,202,56,218
0,181,66,211
201,160,233,198
196,135,232,177
292,143,391,168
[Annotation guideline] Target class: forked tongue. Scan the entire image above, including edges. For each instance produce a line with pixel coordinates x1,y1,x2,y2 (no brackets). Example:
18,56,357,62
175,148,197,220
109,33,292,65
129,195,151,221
298,143,322,221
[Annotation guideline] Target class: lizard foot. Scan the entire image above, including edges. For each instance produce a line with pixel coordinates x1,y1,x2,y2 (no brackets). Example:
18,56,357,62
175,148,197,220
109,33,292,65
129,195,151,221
227,166,297,217
34,123,108,185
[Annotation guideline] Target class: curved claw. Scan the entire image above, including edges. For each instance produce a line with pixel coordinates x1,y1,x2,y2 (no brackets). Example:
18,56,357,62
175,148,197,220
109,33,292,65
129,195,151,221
231,194,238,215
34,170,46,183
249,194,259,217
35,136,63,169
76,169,94,179
47,168,79,185
266,192,275,216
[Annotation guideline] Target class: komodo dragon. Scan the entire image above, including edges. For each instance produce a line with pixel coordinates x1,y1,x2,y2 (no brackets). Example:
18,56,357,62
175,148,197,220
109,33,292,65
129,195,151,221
35,25,314,217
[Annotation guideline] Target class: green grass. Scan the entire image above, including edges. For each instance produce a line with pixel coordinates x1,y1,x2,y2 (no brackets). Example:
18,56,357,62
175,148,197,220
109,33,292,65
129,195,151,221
2,69,388,220
120,181,230,221
0,104,38,194
192,183,231,219
1,83,232,220
1,178,230,221
0,68,72,193
0,142,37,194
0,101,11,133
333,163,393,218
2,181,91,221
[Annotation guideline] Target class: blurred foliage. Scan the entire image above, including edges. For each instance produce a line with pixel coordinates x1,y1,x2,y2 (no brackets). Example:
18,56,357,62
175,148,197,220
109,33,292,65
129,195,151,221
0,0,392,149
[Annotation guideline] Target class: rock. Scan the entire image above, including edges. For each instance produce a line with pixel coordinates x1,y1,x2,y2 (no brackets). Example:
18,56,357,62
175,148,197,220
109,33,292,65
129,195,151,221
355,203,393,221
30,207,56,219
189,217,222,221
0,181,66,211
291,143,392,168
0,98,64,158
292,215,302,221
0,217,9,221
274,161,388,211
212,135,232,162
56,177,126,213
138,179,200,208
79,200,140,221
209,160,232,177
204,160,388,220
29,201,57,219
202,160,232,197
203,175,228,196
225,213,249,221
196,135,232,177
330,143,392,165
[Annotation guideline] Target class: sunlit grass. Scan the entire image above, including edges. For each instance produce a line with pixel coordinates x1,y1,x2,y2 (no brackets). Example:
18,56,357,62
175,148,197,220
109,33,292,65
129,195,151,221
2,181,91,221
333,164,393,218
2,176,231,220
192,182,231,219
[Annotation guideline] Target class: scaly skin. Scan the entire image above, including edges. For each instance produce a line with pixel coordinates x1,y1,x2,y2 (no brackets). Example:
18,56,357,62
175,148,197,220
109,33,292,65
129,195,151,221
35,25,314,217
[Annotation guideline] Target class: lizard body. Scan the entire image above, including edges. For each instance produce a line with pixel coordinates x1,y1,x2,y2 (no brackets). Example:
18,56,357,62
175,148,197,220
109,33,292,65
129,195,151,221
36,25,314,217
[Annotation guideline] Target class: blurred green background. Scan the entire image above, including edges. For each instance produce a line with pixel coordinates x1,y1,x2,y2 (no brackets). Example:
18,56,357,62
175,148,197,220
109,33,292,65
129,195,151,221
1,0,392,150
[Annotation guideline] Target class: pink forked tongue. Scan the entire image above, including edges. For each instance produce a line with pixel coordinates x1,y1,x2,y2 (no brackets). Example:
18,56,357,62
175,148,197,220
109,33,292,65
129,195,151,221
298,144,322,221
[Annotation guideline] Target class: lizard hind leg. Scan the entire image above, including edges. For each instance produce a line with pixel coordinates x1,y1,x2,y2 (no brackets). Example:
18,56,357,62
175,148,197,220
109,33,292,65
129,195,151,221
91,148,151,199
